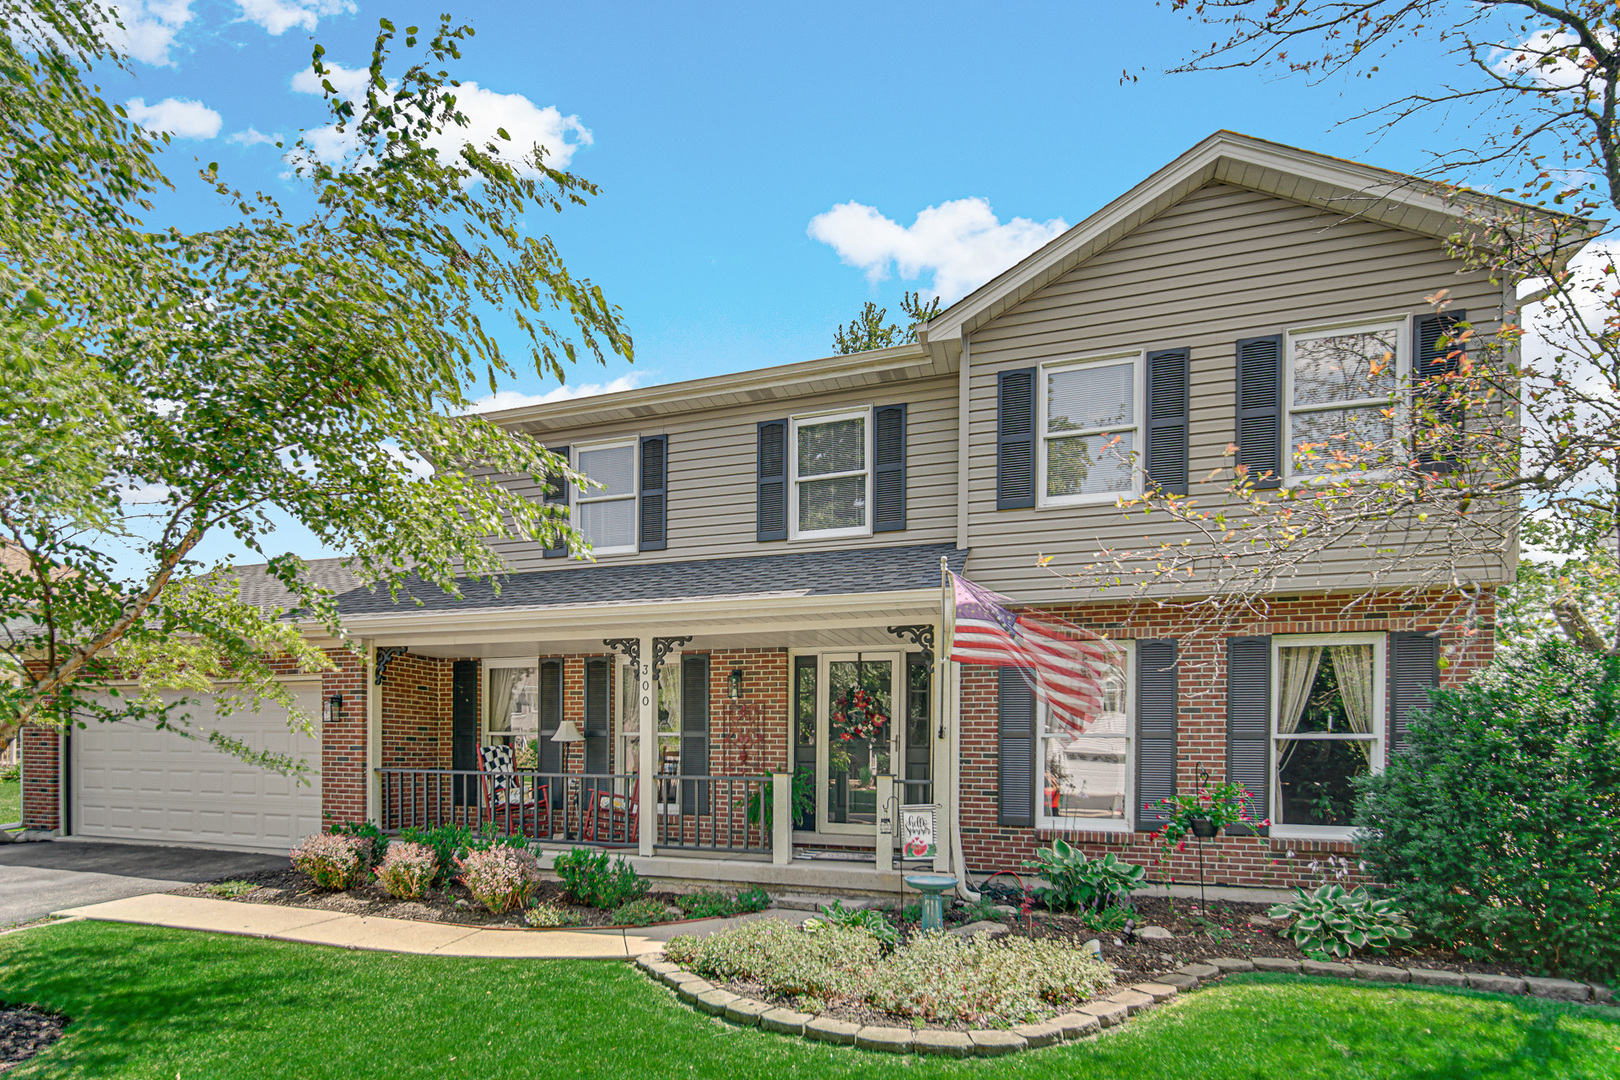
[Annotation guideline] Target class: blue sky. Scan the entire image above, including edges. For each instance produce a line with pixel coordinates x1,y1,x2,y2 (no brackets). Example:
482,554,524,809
96,0,1473,567
102,0,1463,403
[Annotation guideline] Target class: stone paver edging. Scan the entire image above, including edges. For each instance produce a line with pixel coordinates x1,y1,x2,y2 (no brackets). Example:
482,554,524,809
637,953,1617,1057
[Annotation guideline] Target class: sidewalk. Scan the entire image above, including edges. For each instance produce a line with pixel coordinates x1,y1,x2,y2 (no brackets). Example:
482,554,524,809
52,893,796,958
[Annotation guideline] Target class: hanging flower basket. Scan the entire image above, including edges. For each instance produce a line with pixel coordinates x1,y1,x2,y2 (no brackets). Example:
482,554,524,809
1190,819,1219,839
829,685,889,742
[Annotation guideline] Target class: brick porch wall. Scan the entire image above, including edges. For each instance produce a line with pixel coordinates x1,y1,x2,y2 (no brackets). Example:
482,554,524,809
707,648,791,778
20,724,59,830
380,653,454,772
958,592,1495,890
320,649,369,826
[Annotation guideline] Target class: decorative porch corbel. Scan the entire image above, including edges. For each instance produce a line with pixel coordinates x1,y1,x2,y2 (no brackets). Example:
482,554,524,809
373,646,409,685
887,624,935,673
602,638,641,674
651,636,693,677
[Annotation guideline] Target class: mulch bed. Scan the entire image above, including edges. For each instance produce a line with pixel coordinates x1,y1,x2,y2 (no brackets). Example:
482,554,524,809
0,1006,66,1073
169,868,687,929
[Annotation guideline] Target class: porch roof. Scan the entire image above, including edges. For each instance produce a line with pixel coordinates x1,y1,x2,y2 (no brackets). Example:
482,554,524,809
332,542,967,619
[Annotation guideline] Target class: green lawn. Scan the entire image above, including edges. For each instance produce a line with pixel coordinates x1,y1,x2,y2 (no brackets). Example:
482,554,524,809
0,921,1614,1079
0,780,19,825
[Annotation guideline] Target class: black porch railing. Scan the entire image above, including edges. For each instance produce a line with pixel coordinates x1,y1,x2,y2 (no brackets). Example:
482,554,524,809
375,768,639,846
653,774,773,855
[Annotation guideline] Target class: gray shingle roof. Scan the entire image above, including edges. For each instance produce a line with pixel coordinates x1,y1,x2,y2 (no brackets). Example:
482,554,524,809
334,543,967,616
232,558,366,613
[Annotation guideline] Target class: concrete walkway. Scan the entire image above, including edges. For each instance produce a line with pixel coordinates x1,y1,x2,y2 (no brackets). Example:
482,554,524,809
52,893,797,958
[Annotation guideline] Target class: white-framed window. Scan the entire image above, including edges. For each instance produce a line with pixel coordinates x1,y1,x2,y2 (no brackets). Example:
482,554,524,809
1271,632,1385,837
1038,352,1143,506
484,658,541,763
789,408,871,539
1038,642,1134,830
1285,319,1406,482
572,439,638,555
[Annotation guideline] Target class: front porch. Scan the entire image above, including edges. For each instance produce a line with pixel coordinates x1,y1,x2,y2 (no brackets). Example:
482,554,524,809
341,545,967,893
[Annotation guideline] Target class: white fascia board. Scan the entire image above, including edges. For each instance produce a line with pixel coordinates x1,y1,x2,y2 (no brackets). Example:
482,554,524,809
303,588,943,641
480,344,941,432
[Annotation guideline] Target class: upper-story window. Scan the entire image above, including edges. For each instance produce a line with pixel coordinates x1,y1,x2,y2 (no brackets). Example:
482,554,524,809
790,408,871,539
573,439,638,555
1286,321,1404,480
1039,353,1142,506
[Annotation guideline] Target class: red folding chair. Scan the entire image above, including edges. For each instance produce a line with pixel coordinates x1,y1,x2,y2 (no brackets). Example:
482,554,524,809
479,745,551,838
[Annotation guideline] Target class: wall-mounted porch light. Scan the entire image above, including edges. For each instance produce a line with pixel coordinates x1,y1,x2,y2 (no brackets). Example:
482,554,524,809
727,667,744,701
321,693,344,724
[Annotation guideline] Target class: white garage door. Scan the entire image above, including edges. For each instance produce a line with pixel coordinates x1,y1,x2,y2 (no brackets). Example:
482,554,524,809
73,686,324,851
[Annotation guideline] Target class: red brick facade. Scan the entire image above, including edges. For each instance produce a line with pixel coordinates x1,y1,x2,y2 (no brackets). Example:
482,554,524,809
956,592,1494,889
379,653,454,773
20,724,59,830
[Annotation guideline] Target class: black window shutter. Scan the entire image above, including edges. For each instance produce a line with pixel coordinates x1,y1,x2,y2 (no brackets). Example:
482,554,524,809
996,667,1036,828
639,434,668,551
1413,310,1466,474
1135,639,1178,830
756,420,788,542
538,659,563,806
1225,636,1271,834
1389,631,1439,757
543,445,570,559
680,654,710,814
1235,336,1283,489
873,404,908,532
997,368,1037,509
583,658,610,775
1145,348,1190,495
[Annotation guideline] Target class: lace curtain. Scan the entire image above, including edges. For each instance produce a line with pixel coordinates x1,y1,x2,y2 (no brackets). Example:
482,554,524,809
1276,646,1323,772
1329,644,1377,762
487,667,526,739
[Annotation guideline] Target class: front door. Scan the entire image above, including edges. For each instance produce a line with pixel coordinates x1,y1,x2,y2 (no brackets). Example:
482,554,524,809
816,652,901,834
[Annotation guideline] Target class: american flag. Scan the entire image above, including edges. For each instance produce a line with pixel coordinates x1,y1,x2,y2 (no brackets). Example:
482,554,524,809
946,571,1122,733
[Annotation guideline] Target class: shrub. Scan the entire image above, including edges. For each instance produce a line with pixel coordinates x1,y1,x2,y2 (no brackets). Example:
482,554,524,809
464,822,534,854
552,847,649,909
1355,639,1620,980
524,901,583,928
399,823,472,885
455,846,542,914
609,898,671,926
665,918,882,1005
1022,841,1146,913
810,900,897,948
868,932,1113,1025
372,842,438,901
1268,883,1413,960
290,833,366,890
674,887,772,920
328,819,390,868
204,879,256,899
0,763,19,784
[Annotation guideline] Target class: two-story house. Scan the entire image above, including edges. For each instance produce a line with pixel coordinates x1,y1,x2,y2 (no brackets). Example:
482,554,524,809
25,132,1584,894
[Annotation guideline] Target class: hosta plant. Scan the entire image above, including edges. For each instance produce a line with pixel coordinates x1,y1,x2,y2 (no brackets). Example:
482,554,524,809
456,846,542,914
290,833,366,890
372,841,437,900
1022,840,1147,913
1269,883,1414,960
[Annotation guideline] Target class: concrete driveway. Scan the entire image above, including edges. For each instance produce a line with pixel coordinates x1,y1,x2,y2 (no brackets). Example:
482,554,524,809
0,841,286,925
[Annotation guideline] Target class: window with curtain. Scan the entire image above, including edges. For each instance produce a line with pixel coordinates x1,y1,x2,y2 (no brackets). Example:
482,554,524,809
573,440,638,554
487,665,539,762
1286,323,1403,479
1041,355,1140,505
1038,650,1131,828
791,410,870,538
1274,639,1381,828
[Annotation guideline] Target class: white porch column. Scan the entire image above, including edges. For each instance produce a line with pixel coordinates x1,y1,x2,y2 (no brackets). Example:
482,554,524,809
365,640,381,824
771,773,792,865
876,774,896,872
637,634,656,856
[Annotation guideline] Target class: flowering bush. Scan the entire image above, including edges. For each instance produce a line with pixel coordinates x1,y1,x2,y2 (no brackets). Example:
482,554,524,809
1151,779,1269,854
372,841,437,900
290,833,366,890
455,845,542,914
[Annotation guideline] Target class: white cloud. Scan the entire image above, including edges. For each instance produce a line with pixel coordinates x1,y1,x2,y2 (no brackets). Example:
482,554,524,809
125,96,222,140
291,63,592,172
1491,28,1615,94
227,126,283,147
103,0,194,67
236,0,355,35
807,198,1069,303
467,374,646,413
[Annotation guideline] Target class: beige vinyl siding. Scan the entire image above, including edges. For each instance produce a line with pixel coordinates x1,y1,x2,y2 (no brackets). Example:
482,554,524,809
486,375,959,571
965,181,1507,603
